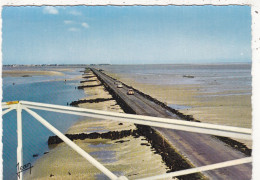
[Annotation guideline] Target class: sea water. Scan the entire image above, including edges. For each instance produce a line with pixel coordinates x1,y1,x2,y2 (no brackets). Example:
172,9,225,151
95,63,251,97
3,64,252,179
2,68,85,180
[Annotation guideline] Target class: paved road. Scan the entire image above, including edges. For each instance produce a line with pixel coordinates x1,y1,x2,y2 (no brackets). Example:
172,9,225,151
91,68,252,180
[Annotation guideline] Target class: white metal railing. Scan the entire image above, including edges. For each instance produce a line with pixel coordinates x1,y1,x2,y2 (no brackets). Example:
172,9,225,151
2,101,252,180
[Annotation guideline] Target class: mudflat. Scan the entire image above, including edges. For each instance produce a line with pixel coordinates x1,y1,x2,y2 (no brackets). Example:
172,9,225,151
2,70,64,77
106,73,252,148
26,72,170,180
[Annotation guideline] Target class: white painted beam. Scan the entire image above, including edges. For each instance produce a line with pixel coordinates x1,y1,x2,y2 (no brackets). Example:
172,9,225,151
137,157,252,180
20,101,252,140
2,107,15,115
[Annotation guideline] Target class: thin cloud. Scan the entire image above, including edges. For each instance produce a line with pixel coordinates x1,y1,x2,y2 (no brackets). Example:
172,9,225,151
68,28,80,32
43,7,59,15
64,20,74,25
69,10,82,16
82,22,89,29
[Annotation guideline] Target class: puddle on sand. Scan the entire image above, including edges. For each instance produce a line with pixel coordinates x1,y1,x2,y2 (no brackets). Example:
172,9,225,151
168,104,191,110
86,126,108,133
89,143,113,148
89,150,117,163
196,92,251,98
87,129,109,133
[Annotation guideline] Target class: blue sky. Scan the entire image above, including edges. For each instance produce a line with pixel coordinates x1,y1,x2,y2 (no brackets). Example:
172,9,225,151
2,6,251,64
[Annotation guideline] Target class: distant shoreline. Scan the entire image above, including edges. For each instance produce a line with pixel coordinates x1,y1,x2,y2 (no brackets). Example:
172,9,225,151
2,70,65,77
26,69,170,179
3,62,251,66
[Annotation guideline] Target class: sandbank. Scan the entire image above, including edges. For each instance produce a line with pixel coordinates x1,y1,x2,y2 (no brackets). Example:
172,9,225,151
105,72,252,148
26,71,170,180
2,70,64,77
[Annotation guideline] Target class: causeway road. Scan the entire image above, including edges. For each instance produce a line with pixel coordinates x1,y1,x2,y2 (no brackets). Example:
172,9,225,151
91,68,252,180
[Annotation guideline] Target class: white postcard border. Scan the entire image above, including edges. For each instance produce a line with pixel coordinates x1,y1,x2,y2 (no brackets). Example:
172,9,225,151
0,1,259,180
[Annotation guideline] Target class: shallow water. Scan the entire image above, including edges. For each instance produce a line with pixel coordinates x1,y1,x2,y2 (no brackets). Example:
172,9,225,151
88,143,113,148
168,104,191,110
3,64,252,179
94,63,252,129
2,68,85,180
89,150,117,163
95,63,251,96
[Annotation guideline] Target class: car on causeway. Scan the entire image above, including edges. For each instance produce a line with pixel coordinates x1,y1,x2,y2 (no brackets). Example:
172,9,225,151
117,83,123,88
127,89,134,95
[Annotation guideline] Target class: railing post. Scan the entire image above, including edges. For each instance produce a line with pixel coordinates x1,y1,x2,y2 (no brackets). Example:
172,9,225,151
16,102,23,180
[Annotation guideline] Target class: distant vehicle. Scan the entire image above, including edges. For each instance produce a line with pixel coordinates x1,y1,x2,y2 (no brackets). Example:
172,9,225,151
127,89,134,95
117,84,123,88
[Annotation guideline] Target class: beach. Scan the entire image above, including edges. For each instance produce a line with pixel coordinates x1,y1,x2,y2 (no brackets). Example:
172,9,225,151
100,64,252,148
25,71,171,180
2,70,64,77
2,67,83,81
2,66,86,180
4,64,252,179
107,76,252,128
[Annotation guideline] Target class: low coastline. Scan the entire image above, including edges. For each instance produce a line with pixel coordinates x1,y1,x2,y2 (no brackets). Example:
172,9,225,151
2,70,65,77
25,66,251,179
26,70,173,179
2,68,83,82
104,70,252,149
2,67,86,180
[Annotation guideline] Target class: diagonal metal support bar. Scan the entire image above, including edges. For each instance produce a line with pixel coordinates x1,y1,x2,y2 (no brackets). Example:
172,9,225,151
23,107,122,180
137,157,252,180
2,107,15,116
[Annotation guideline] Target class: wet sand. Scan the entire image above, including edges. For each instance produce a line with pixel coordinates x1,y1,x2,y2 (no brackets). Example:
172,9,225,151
105,72,252,148
2,69,84,82
26,72,170,179
2,70,65,77
24,67,251,179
